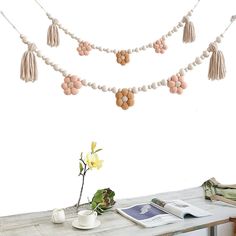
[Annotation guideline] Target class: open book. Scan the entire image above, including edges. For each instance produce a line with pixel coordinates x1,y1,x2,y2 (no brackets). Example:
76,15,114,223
117,199,211,228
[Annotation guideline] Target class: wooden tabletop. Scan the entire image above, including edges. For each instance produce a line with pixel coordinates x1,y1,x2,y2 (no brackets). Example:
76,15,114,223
1,187,236,236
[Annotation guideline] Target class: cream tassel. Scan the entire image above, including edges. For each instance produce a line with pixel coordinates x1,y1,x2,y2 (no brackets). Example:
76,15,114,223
47,19,60,47
208,43,226,80
182,16,196,43
20,44,38,82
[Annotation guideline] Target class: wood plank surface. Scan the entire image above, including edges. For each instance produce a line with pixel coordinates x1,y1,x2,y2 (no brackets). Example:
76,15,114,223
1,187,236,236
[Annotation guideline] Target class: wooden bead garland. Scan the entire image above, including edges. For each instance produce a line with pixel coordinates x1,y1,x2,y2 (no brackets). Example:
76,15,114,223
1,11,236,111
33,0,201,64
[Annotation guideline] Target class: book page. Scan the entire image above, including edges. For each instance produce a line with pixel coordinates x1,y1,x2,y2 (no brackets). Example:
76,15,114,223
117,203,181,228
164,200,211,218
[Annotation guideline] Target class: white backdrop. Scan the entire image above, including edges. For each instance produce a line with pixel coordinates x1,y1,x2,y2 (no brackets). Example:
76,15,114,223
0,0,236,235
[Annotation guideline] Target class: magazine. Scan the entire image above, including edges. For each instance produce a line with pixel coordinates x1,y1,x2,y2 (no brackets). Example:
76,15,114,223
117,199,212,228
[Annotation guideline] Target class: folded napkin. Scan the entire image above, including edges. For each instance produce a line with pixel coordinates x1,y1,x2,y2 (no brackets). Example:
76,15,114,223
202,177,236,206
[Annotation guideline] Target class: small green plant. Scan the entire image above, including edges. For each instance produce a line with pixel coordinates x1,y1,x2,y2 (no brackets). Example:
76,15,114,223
91,188,115,214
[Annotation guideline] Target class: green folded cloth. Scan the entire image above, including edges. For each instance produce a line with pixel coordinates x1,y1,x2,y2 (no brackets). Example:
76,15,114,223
202,178,236,205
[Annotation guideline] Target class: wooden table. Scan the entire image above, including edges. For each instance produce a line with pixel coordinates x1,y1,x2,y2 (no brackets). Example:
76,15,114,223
1,187,236,236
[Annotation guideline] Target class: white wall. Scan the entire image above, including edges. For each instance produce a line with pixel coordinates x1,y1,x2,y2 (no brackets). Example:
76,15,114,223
0,0,236,235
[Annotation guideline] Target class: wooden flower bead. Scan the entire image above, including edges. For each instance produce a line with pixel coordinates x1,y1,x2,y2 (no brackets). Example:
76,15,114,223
61,75,82,95
167,75,187,95
77,41,92,56
116,50,130,65
116,89,134,110
153,38,167,54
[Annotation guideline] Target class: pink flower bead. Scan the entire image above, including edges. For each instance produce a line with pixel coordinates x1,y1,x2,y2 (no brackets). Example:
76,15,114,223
167,75,187,95
77,41,92,56
61,75,82,95
153,38,168,54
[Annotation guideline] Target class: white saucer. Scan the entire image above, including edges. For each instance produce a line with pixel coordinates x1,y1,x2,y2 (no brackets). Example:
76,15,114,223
72,219,101,230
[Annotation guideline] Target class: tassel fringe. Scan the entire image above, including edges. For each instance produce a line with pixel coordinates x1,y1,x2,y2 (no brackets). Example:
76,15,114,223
183,17,196,43
47,19,60,47
208,43,226,80
20,44,38,82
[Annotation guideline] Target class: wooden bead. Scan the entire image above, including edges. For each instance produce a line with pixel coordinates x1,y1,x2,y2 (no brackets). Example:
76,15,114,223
53,64,59,71
203,51,210,58
216,36,222,43
188,64,193,70
195,57,202,65
91,83,97,89
111,87,117,94
45,59,51,65
151,82,157,89
102,86,107,92
161,79,167,86
179,69,185,76
36,51,42,57
132,87,138,94
81,80,87,86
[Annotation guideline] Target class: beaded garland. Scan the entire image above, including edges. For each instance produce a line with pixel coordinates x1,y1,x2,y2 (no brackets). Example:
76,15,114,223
1,12,236,110
34,0,200,65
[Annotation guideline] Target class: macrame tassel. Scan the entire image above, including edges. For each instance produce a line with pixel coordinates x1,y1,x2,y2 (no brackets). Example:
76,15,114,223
20,44,38,82
208,43,226,80
182,16,196,43
47,19,60,47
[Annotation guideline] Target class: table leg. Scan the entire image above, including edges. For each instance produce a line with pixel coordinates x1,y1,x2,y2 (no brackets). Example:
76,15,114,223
209,226,217,236
229,217,236,236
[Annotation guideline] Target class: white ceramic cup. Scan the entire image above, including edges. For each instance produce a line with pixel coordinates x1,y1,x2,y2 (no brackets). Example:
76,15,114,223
51,208,66,224
78,210,97,227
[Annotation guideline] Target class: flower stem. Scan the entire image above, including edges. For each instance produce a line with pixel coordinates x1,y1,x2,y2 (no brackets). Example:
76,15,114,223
77,173,86,210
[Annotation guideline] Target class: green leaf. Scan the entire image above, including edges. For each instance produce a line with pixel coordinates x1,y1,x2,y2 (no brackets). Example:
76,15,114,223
94,149,103,153
80,152,83,159
79,162,84,174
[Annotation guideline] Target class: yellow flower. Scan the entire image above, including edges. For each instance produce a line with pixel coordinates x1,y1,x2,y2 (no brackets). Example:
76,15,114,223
86,153,103,170
91,141,97,153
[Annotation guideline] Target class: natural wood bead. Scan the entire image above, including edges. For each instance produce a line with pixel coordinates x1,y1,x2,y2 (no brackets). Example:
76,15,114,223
151,82,157,89
216,36,222,43
203,51,210,58
111,87,117,94
53,65,60,71
36,51,42,57
179,69,185,76
161,79,167,86
102,86,107,92
195,57,202,65
45,59,51,65
188,64,193,70
173,27,178,32
91,83,97,89
142,85,147,92
132,87,138,94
